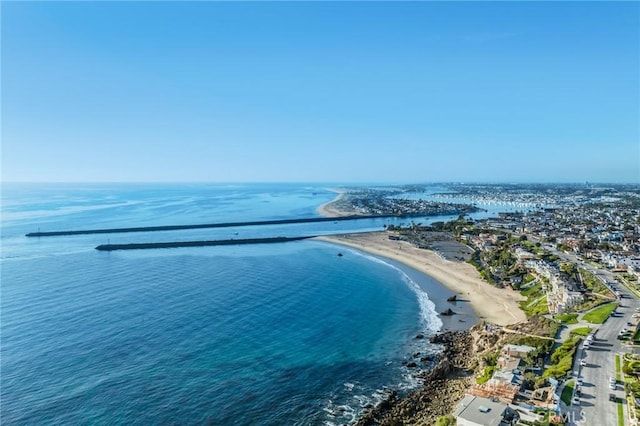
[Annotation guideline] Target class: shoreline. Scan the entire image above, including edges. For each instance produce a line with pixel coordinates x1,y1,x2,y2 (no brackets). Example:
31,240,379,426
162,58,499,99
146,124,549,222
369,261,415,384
316,188,361,218
316,232,526,326
341,247,479,333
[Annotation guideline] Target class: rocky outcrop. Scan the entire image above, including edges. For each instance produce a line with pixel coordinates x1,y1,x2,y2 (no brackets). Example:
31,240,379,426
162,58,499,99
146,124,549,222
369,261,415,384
354,322,511,426
355,329,477,426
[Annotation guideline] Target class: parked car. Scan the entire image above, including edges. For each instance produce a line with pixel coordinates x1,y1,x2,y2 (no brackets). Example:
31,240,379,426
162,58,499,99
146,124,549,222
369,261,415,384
610,394,617,402
573,396,580,405
580,359,587,367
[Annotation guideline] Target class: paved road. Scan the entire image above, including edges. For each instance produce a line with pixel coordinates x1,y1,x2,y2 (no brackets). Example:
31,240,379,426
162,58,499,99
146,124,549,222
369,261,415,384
567,275,639,425
525,238,638,424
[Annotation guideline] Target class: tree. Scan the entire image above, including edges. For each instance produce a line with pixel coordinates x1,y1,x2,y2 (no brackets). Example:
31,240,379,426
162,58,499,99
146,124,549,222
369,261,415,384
436,414,456,426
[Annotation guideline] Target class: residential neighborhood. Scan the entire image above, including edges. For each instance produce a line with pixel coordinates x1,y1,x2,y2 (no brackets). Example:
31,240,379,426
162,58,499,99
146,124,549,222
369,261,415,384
381,183,640,425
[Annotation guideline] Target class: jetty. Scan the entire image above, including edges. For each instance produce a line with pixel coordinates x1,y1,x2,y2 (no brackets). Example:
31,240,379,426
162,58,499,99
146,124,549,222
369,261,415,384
95,236,314,251
26,215,396,238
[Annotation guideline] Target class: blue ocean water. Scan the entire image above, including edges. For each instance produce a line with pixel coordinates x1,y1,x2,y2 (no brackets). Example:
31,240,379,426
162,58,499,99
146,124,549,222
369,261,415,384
1,183,465,425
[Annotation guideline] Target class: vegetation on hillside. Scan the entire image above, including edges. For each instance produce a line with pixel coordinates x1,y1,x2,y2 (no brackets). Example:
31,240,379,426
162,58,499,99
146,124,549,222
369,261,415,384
544,337,581,378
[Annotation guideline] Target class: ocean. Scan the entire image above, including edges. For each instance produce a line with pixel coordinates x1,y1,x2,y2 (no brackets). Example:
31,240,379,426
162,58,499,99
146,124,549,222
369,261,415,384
1,183,475,425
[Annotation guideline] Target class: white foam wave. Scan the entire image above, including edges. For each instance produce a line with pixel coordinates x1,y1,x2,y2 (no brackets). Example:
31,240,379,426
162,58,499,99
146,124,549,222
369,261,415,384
345,248,443,333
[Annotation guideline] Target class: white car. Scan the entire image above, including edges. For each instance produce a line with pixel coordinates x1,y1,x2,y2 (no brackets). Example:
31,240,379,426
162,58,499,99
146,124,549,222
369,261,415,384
580,359,587,367
572,396,580,405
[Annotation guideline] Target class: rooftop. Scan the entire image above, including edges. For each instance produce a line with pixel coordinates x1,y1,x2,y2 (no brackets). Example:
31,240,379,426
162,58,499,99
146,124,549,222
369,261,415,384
453,394,508,426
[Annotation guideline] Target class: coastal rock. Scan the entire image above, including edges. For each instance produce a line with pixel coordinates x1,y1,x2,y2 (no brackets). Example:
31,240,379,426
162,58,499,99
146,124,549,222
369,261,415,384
406,362,417,368
355,327,481,426
415,333,424,339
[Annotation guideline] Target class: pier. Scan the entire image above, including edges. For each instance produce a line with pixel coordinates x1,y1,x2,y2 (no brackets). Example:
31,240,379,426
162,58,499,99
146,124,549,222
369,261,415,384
26,215,397,237
95,236,315,251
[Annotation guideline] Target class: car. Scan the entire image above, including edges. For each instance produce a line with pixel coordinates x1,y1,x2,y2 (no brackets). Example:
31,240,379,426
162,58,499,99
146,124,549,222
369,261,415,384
610,394,617,402
576,379,583,386
610,382,616,390
572,396,580,405
610,376,616,383
628,322,634,326
580,359,587,367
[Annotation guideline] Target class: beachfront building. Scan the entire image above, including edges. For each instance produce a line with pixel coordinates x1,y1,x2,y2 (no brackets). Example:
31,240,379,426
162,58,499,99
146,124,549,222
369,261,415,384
454,395,519,426
469,379,520,405
501,344,535,360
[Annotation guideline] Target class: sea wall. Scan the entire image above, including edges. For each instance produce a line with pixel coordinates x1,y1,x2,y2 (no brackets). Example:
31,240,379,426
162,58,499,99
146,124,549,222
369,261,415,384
95,236,314,251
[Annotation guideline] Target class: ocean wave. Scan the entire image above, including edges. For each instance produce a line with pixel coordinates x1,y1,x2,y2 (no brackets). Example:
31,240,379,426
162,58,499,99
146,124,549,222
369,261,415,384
344,248,443,333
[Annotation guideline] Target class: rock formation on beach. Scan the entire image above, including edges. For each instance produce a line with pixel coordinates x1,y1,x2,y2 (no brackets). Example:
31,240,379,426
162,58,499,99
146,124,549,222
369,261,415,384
355,322,503,426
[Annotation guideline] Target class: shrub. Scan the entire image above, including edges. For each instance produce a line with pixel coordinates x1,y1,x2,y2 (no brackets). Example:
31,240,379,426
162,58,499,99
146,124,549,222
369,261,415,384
436,415,456,426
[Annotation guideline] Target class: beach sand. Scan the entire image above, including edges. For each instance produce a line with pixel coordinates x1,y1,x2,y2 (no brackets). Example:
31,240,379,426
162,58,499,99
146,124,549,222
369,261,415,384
316,232,526,326
316,189,361,218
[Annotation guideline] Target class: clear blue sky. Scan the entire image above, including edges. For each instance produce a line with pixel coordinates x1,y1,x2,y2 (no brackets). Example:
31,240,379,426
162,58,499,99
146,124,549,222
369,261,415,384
2,1,639,183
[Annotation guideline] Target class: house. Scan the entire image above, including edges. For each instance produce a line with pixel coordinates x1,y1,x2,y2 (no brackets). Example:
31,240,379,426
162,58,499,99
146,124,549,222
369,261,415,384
502,344,536,359
515,248,536,264
454,395,519,426
496,356,522,372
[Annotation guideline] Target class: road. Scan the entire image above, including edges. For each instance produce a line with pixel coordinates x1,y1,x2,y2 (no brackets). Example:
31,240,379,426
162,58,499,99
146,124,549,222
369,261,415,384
551,251,639,425
571,304,635,425
524,236,638,424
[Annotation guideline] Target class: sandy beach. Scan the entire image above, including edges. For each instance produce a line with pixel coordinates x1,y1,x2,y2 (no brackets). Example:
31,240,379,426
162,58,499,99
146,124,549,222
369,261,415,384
316,189,361,217
316,232,526,326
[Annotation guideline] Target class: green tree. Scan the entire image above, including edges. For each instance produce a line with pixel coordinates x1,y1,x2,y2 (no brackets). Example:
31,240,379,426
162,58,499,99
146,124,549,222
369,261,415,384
436,414,456,426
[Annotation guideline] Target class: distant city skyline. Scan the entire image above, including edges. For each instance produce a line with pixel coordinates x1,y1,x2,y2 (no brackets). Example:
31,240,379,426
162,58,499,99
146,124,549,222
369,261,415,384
2,1,639,183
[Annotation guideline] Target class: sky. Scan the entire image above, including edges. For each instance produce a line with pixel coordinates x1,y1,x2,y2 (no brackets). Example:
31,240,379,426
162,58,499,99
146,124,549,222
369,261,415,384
2,1,639,184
